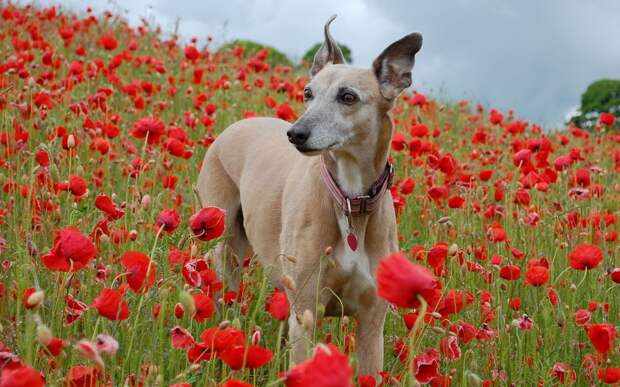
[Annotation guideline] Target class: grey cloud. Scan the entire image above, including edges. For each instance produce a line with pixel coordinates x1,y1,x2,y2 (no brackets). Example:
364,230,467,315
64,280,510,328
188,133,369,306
37,0,620,127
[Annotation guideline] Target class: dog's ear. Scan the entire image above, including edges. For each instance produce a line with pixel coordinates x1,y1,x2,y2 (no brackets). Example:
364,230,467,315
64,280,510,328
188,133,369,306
310,15,346,77
372,33,423,100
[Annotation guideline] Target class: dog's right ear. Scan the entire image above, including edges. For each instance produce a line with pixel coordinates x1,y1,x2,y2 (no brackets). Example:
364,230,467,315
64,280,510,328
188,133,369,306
310,15,346,77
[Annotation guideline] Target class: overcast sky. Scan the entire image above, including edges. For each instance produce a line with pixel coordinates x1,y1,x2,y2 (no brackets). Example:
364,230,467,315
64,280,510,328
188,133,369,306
35,0,620,128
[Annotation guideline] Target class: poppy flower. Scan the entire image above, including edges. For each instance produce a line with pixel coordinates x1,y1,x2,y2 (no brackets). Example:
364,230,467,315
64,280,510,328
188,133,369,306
218,344,273,370
549,363,576,384
0,365,45,387
574,309,591,325
120,251,156,293
413,348,439,384
192,292,215,322
284,344,353,387
68,175,88,197
92,288,129,321
439,336,461,361
42,227,96,272
221,380,252,387
376,253,442,309
156,208,180,234
189,207,226,241
391,132,407,151
569,244,603,270
95,194,124,220
99,34,118,50
525,265,549,286
599,112,616,127
65,366,100,387
131,117,165,144
586,323,617,354
499,265,521,280
598,368,620,384
265,288,289,321
170,326,195,349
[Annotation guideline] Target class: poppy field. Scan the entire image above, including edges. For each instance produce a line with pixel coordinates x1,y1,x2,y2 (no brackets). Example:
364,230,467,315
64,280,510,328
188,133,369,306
1,4,619,386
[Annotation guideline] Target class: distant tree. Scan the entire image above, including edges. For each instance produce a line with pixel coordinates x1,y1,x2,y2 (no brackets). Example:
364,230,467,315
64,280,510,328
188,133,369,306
570,79,620,130
302,42,352,64
218,40,293,67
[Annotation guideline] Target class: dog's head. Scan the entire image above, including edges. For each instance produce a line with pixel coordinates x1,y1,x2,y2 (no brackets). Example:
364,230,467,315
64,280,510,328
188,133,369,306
287,15,422,155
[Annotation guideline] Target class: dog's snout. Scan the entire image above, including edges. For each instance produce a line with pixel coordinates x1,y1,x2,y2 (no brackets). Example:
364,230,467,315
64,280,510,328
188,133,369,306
286,127,310,146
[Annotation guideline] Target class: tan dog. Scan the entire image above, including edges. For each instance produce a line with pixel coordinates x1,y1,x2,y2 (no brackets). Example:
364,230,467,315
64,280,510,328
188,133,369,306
196,15,422,376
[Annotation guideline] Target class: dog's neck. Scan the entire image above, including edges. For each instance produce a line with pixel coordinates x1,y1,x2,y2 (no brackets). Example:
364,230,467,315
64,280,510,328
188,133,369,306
322,116,392,197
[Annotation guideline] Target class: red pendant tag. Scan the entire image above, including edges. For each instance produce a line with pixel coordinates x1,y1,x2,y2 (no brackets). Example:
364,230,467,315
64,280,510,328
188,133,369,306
347,232,358,251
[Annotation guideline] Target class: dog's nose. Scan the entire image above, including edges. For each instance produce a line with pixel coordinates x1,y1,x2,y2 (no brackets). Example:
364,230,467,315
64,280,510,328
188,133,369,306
286,127,310,146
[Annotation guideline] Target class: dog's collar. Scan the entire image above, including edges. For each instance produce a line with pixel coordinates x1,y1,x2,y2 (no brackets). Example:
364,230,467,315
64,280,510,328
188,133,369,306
320,158,394,216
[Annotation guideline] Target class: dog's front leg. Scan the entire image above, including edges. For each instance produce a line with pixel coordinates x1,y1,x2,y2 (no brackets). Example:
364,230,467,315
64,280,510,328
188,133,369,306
355,297,388,378
285,261,327,366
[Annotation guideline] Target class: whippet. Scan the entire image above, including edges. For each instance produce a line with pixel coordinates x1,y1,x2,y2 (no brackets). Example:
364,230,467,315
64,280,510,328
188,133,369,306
196,15,422,377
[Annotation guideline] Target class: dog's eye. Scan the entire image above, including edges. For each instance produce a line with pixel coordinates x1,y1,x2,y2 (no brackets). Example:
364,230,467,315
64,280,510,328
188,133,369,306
339,92,358,105
303,88,313,101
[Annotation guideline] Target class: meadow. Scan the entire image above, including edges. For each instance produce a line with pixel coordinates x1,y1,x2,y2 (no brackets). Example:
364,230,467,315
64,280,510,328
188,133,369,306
0,4,618,386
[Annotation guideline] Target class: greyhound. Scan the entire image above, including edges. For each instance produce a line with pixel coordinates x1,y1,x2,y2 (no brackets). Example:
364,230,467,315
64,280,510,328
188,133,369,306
196,15,422,377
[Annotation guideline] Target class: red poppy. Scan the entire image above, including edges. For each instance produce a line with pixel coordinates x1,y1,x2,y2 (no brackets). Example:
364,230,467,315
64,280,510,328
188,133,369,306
184,45,200,61
284,344,353,387
120,251,156,293
42,227,96,272
413,348,439,384
192,292,215,322
586,323,617,354
265,288,289,321
448,196,465,208
599,112,616,127
65,366,101,387
0,365,45,387
499,265,521,280
598,367,620,384
156,208,180,234
189,207,226,241
99,33,118,50
439,336,461,360
68,175,88,197
549,363,576,384
569,244,603,270
525,265,549,286
376,253,442,309
92,288,129,320
170,326,195,349
131,117,165,144
218,344,273,370
95,194,124,220
221,380,252,387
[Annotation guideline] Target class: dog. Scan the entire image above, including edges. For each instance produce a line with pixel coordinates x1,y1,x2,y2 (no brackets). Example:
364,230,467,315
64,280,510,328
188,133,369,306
196,15,422,377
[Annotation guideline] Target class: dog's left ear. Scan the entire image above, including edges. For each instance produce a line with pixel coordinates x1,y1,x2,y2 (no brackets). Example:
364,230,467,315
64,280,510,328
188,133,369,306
310,15,346,77
372,33,423,100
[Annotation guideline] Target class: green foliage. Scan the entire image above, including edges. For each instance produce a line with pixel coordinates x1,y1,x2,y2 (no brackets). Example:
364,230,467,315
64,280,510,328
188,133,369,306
302,41,353,64
570,79,620,129
218,39,293,67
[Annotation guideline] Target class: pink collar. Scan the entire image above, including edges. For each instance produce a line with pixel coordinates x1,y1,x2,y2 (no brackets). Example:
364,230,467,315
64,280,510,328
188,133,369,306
320,158,394,216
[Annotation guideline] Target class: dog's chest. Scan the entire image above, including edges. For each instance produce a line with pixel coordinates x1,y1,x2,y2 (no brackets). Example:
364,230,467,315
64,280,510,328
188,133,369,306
325,214,376,314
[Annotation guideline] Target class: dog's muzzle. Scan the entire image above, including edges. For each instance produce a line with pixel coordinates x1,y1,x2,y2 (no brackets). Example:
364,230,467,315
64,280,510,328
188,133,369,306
286,126,310,147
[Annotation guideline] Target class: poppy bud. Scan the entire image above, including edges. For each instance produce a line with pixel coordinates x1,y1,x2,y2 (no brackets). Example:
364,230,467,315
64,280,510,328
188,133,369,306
141,194,151,209
179,291,195,317
302,309,314,331
27,290,45,309
448,243,459,256
174,303,184,319
66,134,76,149
280,274,296,291
37,324,53,346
